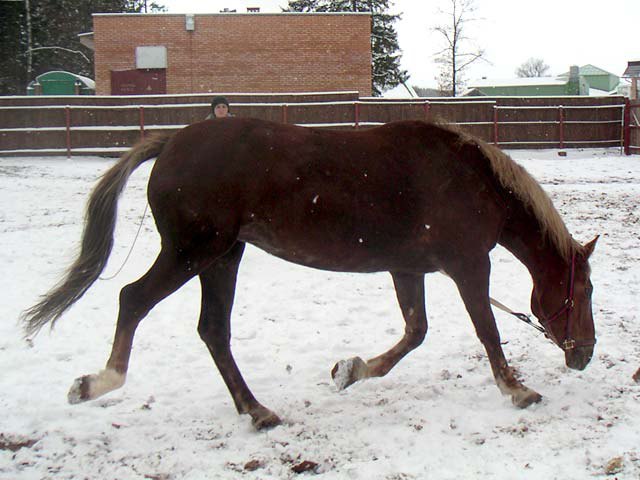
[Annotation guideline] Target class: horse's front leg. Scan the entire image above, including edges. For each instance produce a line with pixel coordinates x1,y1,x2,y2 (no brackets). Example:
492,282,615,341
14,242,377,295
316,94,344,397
450,256,542,408
197,242,281,430
332,272,427,389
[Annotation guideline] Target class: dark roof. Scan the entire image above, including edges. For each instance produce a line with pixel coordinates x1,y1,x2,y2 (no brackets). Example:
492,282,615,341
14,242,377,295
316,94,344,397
623,60,640,78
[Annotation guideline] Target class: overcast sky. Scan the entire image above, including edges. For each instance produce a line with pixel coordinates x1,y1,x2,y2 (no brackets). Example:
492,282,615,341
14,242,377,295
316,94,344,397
159,0,640,90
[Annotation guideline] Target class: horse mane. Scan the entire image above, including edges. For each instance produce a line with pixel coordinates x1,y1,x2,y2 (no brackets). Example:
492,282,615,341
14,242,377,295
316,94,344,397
446,124,578,261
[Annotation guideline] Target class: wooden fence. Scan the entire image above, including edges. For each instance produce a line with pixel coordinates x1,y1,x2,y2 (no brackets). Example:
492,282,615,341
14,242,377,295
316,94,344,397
0,93,630,156
626,100,640,154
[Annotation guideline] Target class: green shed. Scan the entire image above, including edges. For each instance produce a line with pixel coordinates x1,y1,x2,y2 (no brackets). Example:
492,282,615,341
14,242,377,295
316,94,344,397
558,64,619,93
27,71,95,95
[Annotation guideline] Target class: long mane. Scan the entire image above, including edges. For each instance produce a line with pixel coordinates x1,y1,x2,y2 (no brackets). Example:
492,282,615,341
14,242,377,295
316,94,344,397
464,134,578,260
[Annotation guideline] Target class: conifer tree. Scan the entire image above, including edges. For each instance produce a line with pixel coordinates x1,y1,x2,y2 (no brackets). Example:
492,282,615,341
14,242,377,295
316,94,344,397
285,0,408,96
0,0,164,95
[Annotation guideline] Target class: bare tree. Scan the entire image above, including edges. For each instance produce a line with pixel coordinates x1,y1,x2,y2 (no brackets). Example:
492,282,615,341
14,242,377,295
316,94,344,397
433,0,485,96
516,58,550,78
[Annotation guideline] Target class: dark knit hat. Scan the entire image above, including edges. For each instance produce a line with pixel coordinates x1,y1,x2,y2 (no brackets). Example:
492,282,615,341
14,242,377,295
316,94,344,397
211,96,230,109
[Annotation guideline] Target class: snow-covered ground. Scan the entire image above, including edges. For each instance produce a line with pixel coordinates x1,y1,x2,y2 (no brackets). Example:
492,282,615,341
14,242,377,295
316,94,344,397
1,148,639,479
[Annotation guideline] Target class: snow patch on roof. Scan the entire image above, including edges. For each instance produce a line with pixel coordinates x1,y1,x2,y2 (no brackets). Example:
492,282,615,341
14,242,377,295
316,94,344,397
382,83,418,98
468,77,567,88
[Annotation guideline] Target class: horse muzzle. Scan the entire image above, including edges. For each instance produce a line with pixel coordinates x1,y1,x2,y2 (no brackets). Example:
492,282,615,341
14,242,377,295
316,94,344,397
565,345,594,370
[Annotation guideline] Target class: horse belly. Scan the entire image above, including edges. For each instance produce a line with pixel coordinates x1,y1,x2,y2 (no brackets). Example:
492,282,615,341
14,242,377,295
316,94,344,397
238,209,460,274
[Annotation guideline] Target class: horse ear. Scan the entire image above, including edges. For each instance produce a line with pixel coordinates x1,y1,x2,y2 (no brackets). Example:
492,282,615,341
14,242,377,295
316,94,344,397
582,235,599,258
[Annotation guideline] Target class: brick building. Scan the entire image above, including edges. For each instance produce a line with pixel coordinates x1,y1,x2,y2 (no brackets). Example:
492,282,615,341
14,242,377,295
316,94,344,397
87,12,372,96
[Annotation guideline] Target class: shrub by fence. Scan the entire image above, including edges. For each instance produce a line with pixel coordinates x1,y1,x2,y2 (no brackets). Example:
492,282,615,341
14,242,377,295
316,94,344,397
0,93,630,156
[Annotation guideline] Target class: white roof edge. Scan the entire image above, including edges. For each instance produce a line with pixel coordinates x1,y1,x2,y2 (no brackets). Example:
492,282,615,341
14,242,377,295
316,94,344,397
32,70,95,88
2,91,359,100
93,12,371,17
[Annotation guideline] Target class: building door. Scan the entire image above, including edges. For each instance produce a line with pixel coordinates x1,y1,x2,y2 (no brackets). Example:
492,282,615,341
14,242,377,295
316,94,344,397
110,69,166,95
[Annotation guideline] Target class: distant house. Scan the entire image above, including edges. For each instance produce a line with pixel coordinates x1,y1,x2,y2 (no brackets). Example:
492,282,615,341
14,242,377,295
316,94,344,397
464,67,588,97
558,64,619,94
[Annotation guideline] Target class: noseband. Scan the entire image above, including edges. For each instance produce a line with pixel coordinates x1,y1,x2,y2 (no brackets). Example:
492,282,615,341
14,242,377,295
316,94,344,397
491,251,596,351
540,251,596,351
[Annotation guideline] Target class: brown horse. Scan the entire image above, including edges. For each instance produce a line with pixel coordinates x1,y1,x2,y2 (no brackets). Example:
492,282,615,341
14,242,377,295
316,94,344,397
22,118,598,429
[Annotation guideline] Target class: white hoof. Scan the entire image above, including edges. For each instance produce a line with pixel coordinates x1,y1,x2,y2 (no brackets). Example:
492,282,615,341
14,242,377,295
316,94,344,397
331,356,369,390
67,369,125,404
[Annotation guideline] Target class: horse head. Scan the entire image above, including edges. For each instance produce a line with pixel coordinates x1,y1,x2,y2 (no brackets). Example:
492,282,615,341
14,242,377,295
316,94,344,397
531,236,599,371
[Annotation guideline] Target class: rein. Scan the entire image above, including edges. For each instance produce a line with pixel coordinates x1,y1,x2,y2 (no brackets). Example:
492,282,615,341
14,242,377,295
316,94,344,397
99,202,149,281
490,251,594,351
489,297,546,334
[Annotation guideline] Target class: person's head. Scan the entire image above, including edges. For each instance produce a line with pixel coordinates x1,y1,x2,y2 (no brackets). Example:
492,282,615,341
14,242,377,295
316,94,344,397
211,96,230,118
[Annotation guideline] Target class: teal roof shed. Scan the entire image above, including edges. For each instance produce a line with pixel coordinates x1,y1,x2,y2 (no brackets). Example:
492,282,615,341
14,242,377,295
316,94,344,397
27,71,95,96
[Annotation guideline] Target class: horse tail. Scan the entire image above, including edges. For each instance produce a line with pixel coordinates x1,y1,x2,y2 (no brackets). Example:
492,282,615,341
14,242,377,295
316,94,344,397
21,133,172,338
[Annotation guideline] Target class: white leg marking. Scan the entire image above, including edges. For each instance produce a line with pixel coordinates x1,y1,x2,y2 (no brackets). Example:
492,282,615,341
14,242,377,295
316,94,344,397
496,376,514,396
496,376,541,408
68,369,126,404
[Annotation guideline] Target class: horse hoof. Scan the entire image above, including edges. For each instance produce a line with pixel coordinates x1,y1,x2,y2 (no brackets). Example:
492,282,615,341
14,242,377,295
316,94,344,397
68,375,94,404
331,356,369,390
67,369,125,404
512,389,543,409
251,407,282,430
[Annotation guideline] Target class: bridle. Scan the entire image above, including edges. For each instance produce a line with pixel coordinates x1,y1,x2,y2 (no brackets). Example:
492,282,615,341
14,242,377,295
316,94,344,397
538,251,596,351
491,251,596,351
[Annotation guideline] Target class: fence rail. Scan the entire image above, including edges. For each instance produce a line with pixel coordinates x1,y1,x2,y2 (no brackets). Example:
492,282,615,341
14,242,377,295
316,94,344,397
0,94,631,157
493,103,625,149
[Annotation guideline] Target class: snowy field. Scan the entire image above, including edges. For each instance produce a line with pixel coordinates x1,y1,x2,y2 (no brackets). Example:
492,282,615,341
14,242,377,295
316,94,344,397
1,148,639,479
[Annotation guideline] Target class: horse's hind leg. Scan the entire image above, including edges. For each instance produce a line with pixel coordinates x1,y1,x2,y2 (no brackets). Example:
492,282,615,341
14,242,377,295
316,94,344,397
68,246,209,404
332,272,428,390
449,256,542,408
196,242,281,429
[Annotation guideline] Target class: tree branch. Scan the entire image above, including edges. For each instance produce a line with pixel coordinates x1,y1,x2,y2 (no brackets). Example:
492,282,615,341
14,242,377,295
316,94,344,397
27,46,91,63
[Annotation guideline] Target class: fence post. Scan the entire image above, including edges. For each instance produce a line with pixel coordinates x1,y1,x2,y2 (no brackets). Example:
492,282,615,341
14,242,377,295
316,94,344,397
65,106,71,158
354,101,360,129
558,106,565,149
139,106,145,139
493,106,499,146
282,104,288,124
423,100,431,121
623,98,631,156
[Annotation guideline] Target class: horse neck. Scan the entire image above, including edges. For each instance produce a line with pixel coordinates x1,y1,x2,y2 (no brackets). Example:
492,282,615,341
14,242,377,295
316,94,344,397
498,202,567,285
